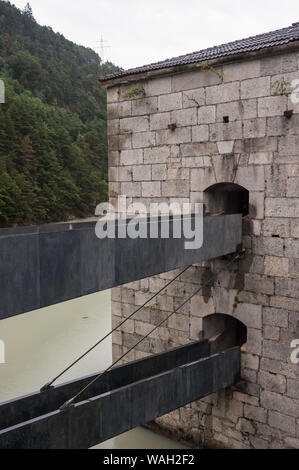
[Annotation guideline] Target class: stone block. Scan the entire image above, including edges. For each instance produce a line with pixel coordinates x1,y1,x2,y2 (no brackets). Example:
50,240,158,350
168,313,189,332
243,118,266,139
291,220,299,238
119,134,132,150
191,167,216,192
279,136,299,156
206,82,240,104
241,77,271,99
262,218,289,238
171,108,197,126
152,164,167,181
158,92,183,112
182,88,205,108
261,53,298,76
150,112,171,130
252,236,284,257
244,404,267,423
258,96,287,117
172,69,221,92
192,125,209,142
234,303,262,329
249,192,264,220
261,391,299,416
118,101,132,117
287,178,299,197
265,198,299,218
144,146,170,164
258,370,286,394
211,154,237,183
190,294,215,317
275,277,299,299
210,121,243,141
249,152,273,165
107,119,119,136
235,166,265,191
120,116,149,133
190,316,203,340
181,142,217,157
245,273,274,295
120,149,143,166
264,326,280,341
146,77,172,96
162,180,189,197
287,379,299,399
198,105,216,124
120,182,141,197
132,131,156,149
264,256,289,277
132,97,158,116
246,328,262,355
263,340,291,362
269,411,296,434
133,165,151,181
223,59,261,82
142,181,161,198
156,127,191,145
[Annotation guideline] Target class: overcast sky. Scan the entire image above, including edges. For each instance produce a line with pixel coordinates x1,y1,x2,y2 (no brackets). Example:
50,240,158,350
10,0,299,70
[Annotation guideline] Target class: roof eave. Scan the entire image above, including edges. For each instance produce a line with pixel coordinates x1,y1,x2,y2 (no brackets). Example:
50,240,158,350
99,40,299,88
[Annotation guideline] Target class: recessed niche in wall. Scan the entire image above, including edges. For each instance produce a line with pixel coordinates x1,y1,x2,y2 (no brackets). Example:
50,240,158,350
204,183,249,217
203,313,247,354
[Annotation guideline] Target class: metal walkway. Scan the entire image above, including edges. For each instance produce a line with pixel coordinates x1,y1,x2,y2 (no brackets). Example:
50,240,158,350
0,341,241,449
0,213,242,320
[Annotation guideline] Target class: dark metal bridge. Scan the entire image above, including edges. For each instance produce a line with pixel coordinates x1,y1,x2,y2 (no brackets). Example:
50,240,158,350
0,340,240,449
0,213,243,448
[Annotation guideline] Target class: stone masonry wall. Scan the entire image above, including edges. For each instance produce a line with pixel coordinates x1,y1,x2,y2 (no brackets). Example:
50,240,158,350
106,49,299,449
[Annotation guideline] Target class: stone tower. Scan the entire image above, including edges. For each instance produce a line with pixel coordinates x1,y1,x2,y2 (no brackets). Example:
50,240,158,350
101,24,299,449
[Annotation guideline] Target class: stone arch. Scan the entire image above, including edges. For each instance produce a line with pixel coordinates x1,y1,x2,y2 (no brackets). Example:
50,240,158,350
204,182,249,216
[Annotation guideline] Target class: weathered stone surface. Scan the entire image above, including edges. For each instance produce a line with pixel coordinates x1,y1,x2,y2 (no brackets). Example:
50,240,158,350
150,112,171,130
120,149,143,166
158,92,183,112
120,116,149,133
171,108,197,126
206,82,240,105
182,89,205,108
144,146,170,164
241,77,271,99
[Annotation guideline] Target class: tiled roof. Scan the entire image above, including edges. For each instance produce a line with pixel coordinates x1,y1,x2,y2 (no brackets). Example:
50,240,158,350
101,23,299,82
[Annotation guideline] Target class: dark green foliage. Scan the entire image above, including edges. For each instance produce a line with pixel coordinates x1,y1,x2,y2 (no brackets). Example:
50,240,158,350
0,1,121,226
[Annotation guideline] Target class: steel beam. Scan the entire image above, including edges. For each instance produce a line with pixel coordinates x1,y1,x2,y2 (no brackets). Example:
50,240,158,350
0,213,242,320
0,343,240,449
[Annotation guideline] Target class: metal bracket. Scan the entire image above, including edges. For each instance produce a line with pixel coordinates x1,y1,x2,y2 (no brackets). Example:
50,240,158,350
40,382,54,393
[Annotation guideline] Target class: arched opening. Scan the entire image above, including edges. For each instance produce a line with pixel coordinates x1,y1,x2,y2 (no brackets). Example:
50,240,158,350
204,183,249,217
203,314,247,354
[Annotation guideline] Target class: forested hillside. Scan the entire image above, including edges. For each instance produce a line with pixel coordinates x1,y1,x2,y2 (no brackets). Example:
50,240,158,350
0,1,121,226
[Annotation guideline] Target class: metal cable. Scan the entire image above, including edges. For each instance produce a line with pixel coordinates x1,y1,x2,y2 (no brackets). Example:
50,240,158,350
41,265,191,392
59,252,243,411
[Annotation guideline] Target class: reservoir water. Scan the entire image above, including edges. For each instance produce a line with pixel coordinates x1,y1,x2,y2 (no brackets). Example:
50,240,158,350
0,290,186,449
